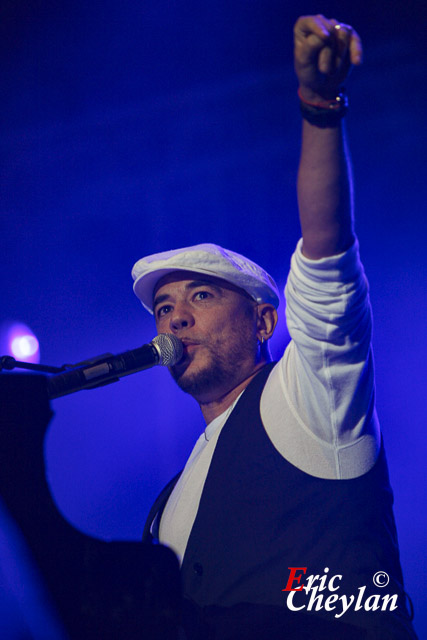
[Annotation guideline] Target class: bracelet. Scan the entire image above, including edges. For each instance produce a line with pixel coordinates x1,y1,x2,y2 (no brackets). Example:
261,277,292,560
298,87,348,128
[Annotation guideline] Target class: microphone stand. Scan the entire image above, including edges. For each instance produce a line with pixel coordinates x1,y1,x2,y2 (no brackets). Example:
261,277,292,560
1,353,121,397
1,335,182,400
0,355,66,374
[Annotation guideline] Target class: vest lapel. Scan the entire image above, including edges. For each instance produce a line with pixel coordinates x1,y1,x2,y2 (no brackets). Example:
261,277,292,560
142,469,182,543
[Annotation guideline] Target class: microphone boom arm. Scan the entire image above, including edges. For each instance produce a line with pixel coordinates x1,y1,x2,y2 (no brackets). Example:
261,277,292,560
45,334,183,400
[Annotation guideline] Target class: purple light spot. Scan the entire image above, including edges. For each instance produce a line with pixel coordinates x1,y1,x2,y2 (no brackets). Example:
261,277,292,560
11,335,39,359
1,322,41,364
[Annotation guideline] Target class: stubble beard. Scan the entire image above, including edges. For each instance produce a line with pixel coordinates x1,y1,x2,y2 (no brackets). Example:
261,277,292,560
170,334,257,400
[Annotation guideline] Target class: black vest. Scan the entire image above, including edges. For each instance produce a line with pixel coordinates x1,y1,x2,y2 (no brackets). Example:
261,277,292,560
145,364,415,637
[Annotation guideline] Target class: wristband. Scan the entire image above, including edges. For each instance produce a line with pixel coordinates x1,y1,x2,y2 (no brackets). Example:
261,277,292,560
298,88,348,128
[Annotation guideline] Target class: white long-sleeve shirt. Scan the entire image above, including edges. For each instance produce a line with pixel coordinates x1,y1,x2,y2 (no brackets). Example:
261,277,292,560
159,239,381,562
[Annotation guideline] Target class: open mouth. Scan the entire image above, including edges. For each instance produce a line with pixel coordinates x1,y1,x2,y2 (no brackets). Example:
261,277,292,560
172,340,202,372
183,343,197,352
180,339,201,354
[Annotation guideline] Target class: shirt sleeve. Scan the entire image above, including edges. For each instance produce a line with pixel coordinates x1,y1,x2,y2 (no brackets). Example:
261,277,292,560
283,237,380,450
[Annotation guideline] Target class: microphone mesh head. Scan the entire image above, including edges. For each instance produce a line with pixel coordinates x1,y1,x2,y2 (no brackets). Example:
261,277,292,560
152,334,184,366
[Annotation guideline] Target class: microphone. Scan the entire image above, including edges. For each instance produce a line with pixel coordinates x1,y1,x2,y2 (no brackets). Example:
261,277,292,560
47,334,183,400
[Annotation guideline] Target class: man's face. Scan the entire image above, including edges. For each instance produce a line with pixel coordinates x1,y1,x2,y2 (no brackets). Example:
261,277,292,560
153,271,259,403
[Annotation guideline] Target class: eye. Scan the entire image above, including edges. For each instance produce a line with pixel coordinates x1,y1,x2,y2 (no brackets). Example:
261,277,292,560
156,304,172,318
194,290,212,301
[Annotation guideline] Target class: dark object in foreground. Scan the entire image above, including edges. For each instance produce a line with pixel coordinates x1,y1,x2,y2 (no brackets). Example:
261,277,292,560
0,373,181,639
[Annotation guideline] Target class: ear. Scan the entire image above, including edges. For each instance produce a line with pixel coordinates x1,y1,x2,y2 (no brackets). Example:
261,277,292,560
255,304,278,342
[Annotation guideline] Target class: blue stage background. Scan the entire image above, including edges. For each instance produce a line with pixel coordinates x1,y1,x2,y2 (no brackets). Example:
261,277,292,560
2,1,426,635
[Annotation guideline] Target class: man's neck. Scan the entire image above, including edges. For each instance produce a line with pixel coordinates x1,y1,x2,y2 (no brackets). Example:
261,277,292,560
198,362,268,424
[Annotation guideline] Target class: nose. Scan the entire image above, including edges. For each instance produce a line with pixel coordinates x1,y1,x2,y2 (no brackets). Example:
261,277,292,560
169,303,194,333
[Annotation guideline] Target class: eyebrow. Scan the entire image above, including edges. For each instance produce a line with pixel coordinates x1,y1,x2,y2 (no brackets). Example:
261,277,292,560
153,279,224,310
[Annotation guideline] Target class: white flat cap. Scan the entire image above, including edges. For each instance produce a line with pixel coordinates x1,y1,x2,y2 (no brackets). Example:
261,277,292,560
132,243,279,314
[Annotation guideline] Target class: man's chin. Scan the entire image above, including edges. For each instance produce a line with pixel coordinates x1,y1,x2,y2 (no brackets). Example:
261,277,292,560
170,358,224,398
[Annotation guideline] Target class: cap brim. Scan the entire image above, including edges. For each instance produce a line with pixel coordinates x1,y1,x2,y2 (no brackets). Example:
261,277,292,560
133,266,246,314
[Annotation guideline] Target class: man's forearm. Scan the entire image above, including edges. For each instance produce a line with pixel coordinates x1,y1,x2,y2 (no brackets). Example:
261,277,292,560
297,119,354,260
292,15,362,260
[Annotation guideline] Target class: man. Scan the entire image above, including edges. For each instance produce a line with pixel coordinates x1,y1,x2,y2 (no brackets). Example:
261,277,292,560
132,16,416,639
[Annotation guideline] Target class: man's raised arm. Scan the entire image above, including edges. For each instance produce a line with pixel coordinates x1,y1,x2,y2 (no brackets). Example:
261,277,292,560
293,15,363,259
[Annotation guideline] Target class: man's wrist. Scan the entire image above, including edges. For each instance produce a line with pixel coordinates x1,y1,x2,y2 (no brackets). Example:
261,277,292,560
297,86,328,103
298,87,348,128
